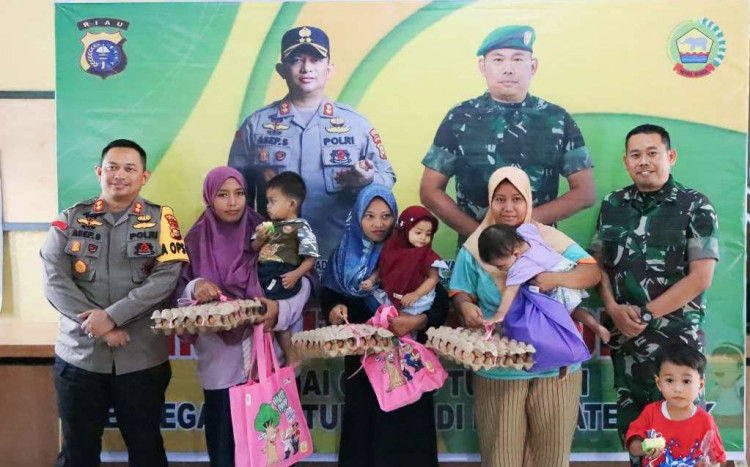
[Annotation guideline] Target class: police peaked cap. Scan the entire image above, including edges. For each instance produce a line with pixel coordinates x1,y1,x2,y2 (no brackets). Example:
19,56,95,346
281,26,330,60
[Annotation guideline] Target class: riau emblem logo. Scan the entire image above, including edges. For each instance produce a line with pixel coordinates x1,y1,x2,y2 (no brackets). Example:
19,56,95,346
78,18,130,79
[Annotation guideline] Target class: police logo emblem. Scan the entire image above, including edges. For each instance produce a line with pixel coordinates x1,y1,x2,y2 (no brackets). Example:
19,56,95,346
323,103,334,117
135,242,154,256
275,151,286,161
326,117,351,134
668,17,726,78
329,149,352,164
80,32,127,79
259,148,270,162
77,18,129,79
299,27,312,43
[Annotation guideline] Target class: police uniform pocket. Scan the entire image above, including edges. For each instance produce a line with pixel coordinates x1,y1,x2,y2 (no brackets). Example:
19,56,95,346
129,258,153,284
128,241,157,283
128,241,158,258
322,147,356,194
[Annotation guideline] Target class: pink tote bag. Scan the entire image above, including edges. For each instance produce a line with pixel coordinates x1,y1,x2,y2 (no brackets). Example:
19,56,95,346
230,325,313,466
363,306,447,412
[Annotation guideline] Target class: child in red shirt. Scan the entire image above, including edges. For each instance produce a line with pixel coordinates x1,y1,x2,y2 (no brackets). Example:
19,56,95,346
626,342,726,466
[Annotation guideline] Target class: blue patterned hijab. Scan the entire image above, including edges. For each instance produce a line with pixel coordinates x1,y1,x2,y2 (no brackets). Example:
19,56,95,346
322,184,398,298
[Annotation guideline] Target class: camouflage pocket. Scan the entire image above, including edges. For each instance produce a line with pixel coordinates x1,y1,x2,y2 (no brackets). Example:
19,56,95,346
645,229,687,273
600,227,628,267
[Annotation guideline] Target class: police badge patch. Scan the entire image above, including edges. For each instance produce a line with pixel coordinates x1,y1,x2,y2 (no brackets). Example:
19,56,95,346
78,18,130,79
329,149,352,164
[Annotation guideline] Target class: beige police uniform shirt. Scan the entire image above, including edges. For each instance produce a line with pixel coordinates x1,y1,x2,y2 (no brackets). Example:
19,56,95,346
40,196,188,375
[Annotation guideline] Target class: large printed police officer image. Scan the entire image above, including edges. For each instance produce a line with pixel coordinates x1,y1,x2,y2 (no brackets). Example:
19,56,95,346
229,26,396,261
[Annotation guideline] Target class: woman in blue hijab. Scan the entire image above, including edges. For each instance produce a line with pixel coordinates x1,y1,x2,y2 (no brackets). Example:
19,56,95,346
321,184,448,466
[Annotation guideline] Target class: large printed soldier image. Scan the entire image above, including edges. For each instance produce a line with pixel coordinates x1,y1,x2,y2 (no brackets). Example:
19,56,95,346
229,26,395,261
590,124,719,467
420,25,596,241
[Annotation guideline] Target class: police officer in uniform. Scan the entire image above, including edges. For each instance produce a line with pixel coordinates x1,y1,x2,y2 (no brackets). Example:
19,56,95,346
41,139,189,467
229,26,396,262
420,25,596,242
590,125,719,467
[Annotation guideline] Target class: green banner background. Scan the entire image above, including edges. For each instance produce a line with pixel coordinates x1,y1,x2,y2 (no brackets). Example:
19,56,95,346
55,1,747,459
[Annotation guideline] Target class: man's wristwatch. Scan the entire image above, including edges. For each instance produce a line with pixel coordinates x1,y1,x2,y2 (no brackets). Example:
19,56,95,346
640,305,654,324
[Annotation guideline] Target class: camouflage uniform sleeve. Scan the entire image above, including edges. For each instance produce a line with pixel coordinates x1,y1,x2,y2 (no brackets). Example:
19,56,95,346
587,199,607,257
228,114,260,208
39,211,99,320
560,111,594,177
421,109,460,177
362,121,395,188
297,221,320,258
686,194,720,262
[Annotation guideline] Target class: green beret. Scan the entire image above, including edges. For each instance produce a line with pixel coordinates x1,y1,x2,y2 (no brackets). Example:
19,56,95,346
477,25,535,56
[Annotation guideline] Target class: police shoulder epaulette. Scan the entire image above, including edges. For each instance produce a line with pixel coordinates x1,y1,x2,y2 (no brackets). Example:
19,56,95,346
246,101,281,120
140,198,162,209
332,101,358,113
68,198,98,212
333,102,372,124
262,100,285,112
73,197,97,207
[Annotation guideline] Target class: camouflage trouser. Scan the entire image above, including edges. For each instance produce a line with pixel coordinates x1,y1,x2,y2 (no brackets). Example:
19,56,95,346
610,325,703,467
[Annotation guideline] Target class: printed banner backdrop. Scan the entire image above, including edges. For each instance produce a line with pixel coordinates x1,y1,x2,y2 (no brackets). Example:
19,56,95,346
55,0,748,461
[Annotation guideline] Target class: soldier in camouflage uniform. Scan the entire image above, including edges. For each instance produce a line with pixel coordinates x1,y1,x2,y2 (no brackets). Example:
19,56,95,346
590,124,719,467
420,25,595,241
